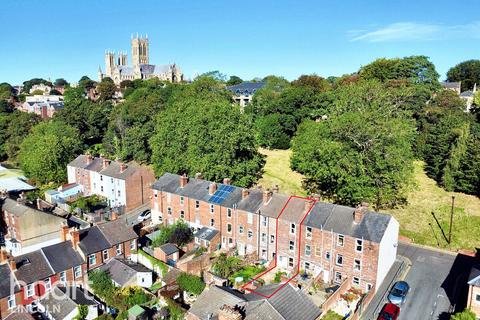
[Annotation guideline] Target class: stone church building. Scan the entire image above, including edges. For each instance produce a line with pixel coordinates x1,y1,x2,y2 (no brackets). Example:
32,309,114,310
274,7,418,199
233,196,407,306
99,34,183,85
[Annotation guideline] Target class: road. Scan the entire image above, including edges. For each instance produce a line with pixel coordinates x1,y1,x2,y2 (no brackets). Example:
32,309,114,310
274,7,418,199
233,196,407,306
363,242,470,320
123,204,150,227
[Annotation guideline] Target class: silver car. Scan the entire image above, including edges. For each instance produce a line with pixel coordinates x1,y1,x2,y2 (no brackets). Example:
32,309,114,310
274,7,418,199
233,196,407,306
387,281,410,305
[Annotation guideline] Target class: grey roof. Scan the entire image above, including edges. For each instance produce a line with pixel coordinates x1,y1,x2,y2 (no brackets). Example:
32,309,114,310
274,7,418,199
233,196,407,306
1,198,39,217
98,258,150,287
14,251,54,284
226,82,266,96
460,90,474,97
258,194,290,219
58,286,98,306
140,64,172,76
0,178,35,192
68,155,148,180
97,219,138,245
41,241,84,273
117,66,135,76
441,81,461,89
194,227,219,242
189,284,320,320
468,266,480,287
159,243,179,255
4,313,35,320
237,189,264,213
0,263,20,299
78,226,111,255
41,286,78,320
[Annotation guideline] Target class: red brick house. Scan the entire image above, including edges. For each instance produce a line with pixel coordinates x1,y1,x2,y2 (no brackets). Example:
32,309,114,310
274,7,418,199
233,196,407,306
151,173,399,292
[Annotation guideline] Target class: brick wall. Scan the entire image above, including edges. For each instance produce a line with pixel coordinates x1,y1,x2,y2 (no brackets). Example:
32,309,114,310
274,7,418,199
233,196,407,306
125,167,155,212
0,292,22,319
468,285,480,317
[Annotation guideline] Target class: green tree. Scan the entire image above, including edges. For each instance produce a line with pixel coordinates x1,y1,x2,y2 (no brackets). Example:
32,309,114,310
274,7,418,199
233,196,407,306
0,111,41,162
292,74,331,93
291,81,416,208
212,253,242,278
79,76,96,91
199,70,227,82
450,309,476,320
19,121,82,184
31,89,45,95
22,78,51,93
54,78,69,87
447,60,480,91
176,273,205,296
97,77,116,101
152,220,193,247
226,75,243,86
74,305,89,320
88,270,116,301
0,82,14,100
255,114,291,149
150,78,264,187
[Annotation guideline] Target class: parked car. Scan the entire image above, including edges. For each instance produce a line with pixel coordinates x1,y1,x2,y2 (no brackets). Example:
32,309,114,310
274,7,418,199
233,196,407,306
137,209,151,222
388,281,410,305
377,303,400,320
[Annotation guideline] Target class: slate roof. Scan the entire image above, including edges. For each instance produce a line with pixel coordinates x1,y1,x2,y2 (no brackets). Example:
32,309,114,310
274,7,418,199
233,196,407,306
14,251,54,284
41,241,84,273
468,266,480,287
4,312,35,320
97,219,138,245
117,66,135,76
58,286,98,306
194,227,219,242
98,258,150,287
441,81,461,90
159,243,179,256
78,227,111,255
68,155,147,180
0,263,20,299
189,284,321,320
1,198,39,217
41,286,78,320
460,90,474,98
226,82,266,96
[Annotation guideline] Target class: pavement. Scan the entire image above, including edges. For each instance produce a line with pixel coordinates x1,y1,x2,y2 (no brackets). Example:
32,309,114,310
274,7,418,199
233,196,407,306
362,242,475,320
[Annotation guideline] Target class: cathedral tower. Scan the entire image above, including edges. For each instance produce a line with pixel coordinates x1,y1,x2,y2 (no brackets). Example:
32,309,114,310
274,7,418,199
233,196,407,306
105,51,115,77
131,34,149,67
117,51,127,66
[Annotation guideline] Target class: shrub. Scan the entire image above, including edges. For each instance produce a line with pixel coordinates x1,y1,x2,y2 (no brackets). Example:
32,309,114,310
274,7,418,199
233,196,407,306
176,273,205,296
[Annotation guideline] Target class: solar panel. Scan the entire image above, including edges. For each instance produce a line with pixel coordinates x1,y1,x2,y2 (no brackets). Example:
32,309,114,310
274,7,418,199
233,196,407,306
209,184,235,204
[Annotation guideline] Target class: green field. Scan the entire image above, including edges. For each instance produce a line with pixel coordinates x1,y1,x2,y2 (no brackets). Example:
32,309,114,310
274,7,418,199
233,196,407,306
258,150,480,251
257,148,306,196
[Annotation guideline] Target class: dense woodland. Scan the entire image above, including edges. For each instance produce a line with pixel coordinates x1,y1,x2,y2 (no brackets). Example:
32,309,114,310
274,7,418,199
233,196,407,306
1,57,480,209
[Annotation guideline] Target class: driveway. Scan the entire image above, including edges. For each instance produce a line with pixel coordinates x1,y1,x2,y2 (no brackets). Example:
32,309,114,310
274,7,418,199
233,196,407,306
362,242,473,320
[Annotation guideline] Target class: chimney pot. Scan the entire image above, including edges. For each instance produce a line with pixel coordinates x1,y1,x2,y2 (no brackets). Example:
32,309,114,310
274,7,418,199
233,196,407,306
61,223,70,242
263,189,272,204
209,183,217,195
180,174,188,188
195,172,203,179
86,154,93,164
119,162,127,173
111,211,118,221
0,249,7,265
354,202,368,223
223,178,231,185
70,228,80,250
241,189,249,200
218,305,242,320
102,158,110,169
9,255,16,271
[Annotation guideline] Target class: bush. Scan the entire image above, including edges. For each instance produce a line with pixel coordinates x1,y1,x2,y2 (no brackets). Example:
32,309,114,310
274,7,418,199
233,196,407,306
152,220,193,247
451,309,476,320
176,273,205,296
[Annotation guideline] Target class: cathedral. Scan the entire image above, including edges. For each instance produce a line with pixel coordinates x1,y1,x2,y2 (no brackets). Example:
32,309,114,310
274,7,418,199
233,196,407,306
99,34,183,85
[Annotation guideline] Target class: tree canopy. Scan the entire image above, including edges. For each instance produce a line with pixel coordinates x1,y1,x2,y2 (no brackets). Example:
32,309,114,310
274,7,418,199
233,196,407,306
97,77,116,101
226,75,243,86
19,121,83,184
447,59,480,91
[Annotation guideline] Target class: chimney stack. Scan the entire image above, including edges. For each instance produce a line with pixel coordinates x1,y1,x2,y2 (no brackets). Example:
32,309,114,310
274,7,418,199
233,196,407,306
263,189,272,204
195,172,203,179
9,255,16,271
354,202,368,224
218,305,242,320
180,174,188,188
241,189,249,200
209,183,217,195
223,178,231,185
273,185,279,193
119,162,127,173
60,222,69,242
102,158,110,169
305,199,314,213
86,154,93,165
70,228,80,250
111,210,118,221
0,248,7,265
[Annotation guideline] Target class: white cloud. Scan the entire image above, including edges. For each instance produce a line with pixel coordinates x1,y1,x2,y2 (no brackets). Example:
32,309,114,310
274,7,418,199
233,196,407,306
350,21,480,42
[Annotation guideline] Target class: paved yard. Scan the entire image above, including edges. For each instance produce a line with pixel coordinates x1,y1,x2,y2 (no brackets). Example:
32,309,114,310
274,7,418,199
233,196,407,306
362,242,473,320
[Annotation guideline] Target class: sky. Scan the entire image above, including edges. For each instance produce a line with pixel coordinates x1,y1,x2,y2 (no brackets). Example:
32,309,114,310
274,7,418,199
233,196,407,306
1,0,479,85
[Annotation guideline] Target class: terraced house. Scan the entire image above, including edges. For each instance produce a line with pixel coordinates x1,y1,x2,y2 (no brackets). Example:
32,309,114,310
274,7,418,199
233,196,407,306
151,173,399,292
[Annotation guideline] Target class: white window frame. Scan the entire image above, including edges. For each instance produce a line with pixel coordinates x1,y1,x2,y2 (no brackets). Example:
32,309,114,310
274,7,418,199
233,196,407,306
262,216,267,227
130,239,136,250
60,271,67,283
288,257,294,268
210,204,215,214
239,226,244,234
103,250,109,261
306,226,312,239
356,239,363,253
304,261,311,270
305,244,311,256
74,266,82,279
336,254,343,266
261,232,267,243
290,223,296,235
227,208,232,218
180,196,184,205
180,210,185,219
289,240,295,251
325,251,331,260
116,244,122,255
354,259,361,271
44,278,51,292
476,294,480,302
337,234,345,247
227,223,232,233
270,235,275,244
210,218,215,227
353,277,360,285
334,272,342,283
247,230,253,239
88,254,96,266
247,212,253,224
167,207,172,215
26,284,34,298
195,200,200,209
8,294,16,309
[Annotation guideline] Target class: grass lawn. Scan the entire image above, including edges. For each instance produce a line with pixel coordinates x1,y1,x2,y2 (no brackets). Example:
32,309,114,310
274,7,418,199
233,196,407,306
229,265,266,284
257,148,306,196
390,161,480,251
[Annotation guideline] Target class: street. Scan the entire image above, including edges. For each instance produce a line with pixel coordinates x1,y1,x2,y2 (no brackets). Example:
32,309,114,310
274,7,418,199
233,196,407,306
123,204,150,227
362,242,473,320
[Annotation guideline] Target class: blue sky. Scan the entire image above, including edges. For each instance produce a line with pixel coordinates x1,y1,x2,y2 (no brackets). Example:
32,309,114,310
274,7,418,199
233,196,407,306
1,0,479,84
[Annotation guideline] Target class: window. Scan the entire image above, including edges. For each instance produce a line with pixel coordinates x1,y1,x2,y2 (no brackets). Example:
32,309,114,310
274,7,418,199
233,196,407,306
60,271,66,283
227,208,232,218
315,246,321,257
248,230,253,239
117,190,121,197
180,210,185,219
304,261,311,270
305,244,311,256
290,223,296,235
325,251,331,261
88,254,96,265
167,207,172,215
210,204,215,214
270,235,275,244
154,192,158,198
354,259,361,271
476,294,480,302
26,284,34,298
210,219,215,227
44,278,51,291
366,283,373,292
247,212,253,224
228,238,233,244
353,277,360,285
261,233,267,243
111,178,114,183
100,186,104,192
227,223,232,233
288,257,294,268
262,216,267,227
180,196,184,205
100,175,103,181
116,244,122,255
130,239,136,250
306,226,312,239
74,266,82,279
103,250,109,261
335,272,342,283
289,241,295,251
195,200,200,209
337,234,344,247
7,294,15,309
336,254,343,266
239,226,244,234
356,239,363,252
